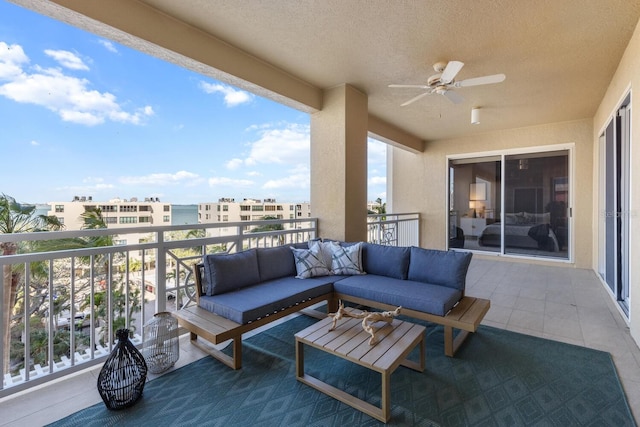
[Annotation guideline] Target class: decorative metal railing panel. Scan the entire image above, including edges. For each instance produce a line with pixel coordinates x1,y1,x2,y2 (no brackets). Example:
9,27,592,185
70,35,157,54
366,213,420,247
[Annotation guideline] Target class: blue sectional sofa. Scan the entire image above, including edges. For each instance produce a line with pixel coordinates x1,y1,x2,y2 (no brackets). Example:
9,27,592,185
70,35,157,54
172,241,490,369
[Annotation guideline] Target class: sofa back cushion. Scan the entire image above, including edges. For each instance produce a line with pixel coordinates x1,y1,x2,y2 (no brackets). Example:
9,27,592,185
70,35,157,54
407,247,472,291
362,243,410,279
202,249,260,296
257,246,297,282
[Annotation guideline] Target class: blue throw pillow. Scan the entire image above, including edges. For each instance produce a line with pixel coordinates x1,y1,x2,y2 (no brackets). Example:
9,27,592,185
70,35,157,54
407,247,472,290
202,249,260,296
362,243,410,279
257,246,296,282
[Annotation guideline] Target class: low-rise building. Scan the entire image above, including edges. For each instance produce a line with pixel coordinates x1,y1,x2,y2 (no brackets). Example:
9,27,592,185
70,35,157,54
198,198,311,224
47,196,172,244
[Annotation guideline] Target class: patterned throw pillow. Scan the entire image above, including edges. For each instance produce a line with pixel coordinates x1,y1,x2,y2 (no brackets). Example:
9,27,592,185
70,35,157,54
308,240,334,269
290,246,332,279
329,241,365,275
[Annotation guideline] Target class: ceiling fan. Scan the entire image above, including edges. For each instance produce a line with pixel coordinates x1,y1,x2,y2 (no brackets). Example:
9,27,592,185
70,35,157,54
389,61,506,106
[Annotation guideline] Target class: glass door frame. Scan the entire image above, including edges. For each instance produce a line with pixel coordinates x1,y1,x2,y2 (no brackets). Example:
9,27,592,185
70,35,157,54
447,143,574,263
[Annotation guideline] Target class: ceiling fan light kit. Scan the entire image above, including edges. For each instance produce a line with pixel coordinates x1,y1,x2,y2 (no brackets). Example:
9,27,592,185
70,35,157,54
389,60,506,107
471,107,480,125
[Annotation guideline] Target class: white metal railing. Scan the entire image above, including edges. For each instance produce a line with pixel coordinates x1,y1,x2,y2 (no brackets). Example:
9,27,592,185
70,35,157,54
0,213,418,396
367,213,420,247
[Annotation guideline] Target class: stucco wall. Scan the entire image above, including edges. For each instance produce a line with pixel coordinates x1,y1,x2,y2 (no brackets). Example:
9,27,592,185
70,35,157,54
391,118,593,269
592,18,640,345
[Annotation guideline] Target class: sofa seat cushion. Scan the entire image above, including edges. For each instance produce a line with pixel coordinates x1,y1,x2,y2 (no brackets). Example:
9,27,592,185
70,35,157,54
198,276,337,324
333,274,462,317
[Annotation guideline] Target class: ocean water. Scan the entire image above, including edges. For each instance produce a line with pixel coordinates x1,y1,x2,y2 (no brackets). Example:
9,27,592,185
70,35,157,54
172,204,198,225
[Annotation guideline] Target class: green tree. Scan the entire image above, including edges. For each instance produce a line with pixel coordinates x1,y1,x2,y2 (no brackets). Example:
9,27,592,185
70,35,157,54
250,216,284,233
0,194,63,374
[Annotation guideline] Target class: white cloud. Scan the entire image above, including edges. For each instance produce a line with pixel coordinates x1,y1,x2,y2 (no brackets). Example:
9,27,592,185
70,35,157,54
199,81,253,107
225,158,243,170
44,49,89,71
119,171,201,186
98,39,118,54
368,176,387,185
0,42,28,80
208,177,255,187
0,42,153,126
244,123,310,166
29,140,39,146
263,172,309,190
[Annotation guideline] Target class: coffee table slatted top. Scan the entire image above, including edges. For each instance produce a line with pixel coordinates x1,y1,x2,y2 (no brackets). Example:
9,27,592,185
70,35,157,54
294,312,425,373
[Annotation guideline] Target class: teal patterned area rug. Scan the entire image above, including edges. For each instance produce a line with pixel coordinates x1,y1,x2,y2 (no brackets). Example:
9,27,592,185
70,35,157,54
48,315,636,427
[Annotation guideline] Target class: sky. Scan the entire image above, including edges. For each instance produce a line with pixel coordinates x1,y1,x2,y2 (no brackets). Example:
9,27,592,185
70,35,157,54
0,1,387,206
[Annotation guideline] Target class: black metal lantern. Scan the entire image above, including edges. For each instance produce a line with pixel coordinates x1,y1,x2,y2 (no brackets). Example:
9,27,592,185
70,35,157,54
97,328,148,410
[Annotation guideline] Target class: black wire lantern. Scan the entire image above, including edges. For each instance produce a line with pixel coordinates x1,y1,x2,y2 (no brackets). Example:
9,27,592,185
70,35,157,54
97,328,148,410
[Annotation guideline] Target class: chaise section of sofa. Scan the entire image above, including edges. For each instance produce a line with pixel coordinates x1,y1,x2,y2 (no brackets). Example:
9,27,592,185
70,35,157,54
332,243,472,317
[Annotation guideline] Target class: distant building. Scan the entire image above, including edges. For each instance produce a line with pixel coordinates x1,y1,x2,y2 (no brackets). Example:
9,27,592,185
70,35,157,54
198,198,311,224
197,198,310,238
47,197,172,244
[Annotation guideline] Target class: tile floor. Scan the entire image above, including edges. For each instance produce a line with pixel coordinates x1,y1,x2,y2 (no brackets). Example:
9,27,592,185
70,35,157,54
1,257,639,425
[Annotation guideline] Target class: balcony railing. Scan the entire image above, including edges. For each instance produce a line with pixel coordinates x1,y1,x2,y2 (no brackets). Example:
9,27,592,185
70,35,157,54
0,214,418,397
367,212,420,247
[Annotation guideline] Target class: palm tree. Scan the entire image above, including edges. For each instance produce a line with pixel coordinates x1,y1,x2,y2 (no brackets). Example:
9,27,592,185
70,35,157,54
0,194,63,373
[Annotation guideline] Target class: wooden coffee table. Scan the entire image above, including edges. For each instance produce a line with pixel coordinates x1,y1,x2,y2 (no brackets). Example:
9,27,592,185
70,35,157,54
294,310,425,423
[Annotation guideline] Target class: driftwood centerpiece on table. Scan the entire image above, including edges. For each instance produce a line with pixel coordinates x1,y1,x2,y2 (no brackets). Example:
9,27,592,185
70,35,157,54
328,301,402,345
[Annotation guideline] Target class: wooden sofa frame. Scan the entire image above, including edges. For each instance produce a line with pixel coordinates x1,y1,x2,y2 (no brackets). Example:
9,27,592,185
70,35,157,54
171,264,490,369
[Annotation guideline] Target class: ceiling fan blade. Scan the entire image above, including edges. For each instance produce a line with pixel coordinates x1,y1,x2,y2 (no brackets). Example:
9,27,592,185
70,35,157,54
401,91,431,107
440,61,464,84
443,90,464,104
388,84,430,89
455,73,506,88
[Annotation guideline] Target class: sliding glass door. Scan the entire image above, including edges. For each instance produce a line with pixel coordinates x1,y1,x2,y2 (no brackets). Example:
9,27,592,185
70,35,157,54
449,149,570,260
599,94,630,315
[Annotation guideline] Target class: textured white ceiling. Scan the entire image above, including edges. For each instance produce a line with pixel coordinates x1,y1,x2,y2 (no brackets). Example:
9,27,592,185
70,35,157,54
27,0,640,142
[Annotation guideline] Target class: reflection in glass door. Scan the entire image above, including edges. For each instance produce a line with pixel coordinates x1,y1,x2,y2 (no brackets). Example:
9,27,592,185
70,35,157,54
449,150,570,260
503,151,569,258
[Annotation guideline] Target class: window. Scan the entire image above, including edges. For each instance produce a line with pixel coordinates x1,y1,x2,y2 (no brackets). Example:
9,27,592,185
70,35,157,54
139,205,151,212
57,217,64,224
252,205,264,211
100,205,117,212
120,205,137,212
163,215,170,222
449,148,569,260
265,205,276,211
105,217,117,224
139,216,151,223
222,205,229,211
240,215,250,221
119,216,137,224
163,205,170,212
55,205,64,213
222,215,228,221
240,206,250,211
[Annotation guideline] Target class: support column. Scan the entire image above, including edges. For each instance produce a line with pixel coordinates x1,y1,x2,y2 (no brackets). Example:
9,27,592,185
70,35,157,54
310,84,368,241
